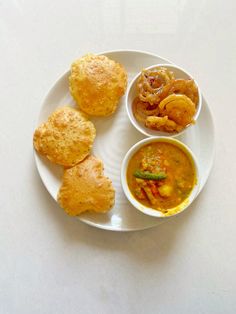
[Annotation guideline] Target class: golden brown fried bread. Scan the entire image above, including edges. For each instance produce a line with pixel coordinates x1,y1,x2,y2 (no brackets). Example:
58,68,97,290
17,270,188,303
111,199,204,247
33,106,96,167
57,156,115,215
69,54,127,116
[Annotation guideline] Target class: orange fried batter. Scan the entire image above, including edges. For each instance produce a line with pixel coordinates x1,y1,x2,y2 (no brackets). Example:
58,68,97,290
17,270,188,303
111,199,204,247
137,67,174,105
159,94,196,127
145,116,183,132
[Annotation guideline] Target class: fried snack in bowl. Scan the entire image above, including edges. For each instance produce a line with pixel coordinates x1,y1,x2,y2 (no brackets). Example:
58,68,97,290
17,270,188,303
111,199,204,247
168,79,199,105
126,64,202,137
69,54,127,116
33,106,96,167
137,67,174,105
145,116,183,133
57,156,115,216
159,94,196,127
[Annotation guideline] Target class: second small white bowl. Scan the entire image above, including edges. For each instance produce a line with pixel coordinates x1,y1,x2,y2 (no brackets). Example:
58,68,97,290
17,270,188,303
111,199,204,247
121,137,200,218
126,63,202,137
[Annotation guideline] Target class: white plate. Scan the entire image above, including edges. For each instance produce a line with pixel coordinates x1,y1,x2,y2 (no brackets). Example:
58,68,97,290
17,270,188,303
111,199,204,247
34,50,215,231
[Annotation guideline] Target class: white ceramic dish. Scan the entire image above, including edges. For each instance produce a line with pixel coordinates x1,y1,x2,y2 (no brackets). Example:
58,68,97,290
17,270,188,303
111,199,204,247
34,49,215,231
121,137,200,218
126,63,202,137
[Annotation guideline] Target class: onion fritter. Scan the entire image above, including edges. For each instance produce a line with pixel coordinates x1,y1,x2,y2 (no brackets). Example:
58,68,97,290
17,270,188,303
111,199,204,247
159,94,196,127
145,116,183,132
137,67,174,105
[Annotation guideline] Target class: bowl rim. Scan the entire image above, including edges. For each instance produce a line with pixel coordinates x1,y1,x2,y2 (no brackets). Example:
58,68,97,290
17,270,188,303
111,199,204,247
125,63,202,138
120,136,200,218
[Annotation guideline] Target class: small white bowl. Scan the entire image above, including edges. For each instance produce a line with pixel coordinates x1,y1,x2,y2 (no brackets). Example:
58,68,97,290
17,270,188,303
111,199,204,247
126,63,202,137
121,137,200,218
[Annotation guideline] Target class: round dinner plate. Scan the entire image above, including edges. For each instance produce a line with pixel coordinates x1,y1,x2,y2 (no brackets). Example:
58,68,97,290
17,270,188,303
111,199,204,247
34,50,215,231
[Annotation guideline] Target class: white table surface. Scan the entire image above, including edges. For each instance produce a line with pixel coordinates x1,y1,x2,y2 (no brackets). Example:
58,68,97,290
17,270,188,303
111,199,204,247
1,1,235,313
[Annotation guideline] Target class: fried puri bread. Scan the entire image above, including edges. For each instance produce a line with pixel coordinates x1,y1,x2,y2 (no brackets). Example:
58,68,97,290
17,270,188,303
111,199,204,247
57,156,115,215
33,106,96,167
69,54,127,116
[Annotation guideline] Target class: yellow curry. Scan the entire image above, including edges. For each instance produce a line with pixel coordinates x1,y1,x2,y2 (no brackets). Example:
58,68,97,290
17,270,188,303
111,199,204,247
127,142,196,213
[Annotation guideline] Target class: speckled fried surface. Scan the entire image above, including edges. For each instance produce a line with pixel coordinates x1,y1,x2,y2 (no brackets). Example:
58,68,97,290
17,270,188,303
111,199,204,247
33,106,96,167
69,54,127,116
57,156,115,215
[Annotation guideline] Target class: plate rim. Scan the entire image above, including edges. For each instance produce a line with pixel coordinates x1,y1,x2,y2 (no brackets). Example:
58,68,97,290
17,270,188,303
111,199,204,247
34,49,215,232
